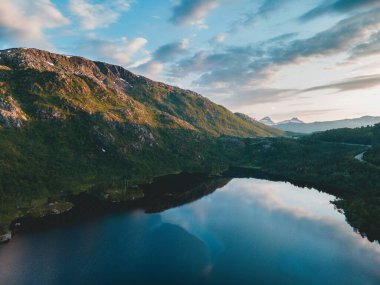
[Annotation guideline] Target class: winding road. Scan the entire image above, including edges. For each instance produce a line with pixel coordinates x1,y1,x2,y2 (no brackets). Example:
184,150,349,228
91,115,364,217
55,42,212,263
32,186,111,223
353,150,380,169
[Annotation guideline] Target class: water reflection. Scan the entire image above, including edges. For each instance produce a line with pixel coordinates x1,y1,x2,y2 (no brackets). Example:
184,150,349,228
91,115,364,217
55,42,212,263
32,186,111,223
160,179,380,284
0,178,380,285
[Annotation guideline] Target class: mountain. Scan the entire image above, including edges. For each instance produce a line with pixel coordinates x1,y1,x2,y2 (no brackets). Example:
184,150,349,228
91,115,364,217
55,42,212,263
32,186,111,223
259,116,304,126
277,117,304,124
0,48,283,231
0,48,282,137
234,113,280,134
259,116,275,126
260,115,380,133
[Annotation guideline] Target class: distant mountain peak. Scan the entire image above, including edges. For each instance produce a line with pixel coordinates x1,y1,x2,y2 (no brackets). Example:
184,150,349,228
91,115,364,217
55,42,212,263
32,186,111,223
270,115,380,133
259,116,275,126
278,117,304,124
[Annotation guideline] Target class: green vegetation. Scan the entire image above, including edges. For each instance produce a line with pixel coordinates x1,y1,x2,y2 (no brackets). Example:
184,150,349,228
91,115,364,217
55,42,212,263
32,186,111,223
27,200,73,219
290,125,380,241
309,124,380,145
309,123,380,167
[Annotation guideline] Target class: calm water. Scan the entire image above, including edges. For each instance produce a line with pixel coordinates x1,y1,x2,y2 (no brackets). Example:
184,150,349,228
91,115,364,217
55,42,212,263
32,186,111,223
1,178,380,285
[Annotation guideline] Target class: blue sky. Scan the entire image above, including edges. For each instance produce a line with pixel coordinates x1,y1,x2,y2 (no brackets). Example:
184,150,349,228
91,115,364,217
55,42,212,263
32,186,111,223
1,0,380,122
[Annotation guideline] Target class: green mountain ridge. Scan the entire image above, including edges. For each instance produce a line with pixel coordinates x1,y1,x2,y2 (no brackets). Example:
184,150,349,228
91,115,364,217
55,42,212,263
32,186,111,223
0,48,282,137
0,47,282,232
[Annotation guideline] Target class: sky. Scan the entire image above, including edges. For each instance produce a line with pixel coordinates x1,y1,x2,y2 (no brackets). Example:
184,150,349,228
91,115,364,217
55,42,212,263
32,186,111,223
1,0,380,122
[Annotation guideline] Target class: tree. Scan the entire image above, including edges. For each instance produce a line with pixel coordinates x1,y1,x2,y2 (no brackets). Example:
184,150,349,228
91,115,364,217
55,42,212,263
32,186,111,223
373,123,380,145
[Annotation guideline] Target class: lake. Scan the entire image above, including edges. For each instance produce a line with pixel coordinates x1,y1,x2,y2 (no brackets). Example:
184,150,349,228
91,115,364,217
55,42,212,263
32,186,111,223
0,177,380,285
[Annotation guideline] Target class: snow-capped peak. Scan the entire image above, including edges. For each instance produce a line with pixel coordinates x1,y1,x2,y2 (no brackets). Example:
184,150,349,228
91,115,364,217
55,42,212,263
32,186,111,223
259,116,275,126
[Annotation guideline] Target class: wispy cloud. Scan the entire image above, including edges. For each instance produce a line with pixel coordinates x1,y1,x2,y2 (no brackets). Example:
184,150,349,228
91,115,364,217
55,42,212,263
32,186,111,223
0,0,69,47
135,61,165,80
224,74,380,108
69,0,133,30
302,74,380,93
209,33,227,45
135,38,191,80
170,0,220,26
79,35,149,67
349,31,380,60
300,0,380,21
275,109,341,120
153,39,190,62
221,88,298,107
235,0,294,27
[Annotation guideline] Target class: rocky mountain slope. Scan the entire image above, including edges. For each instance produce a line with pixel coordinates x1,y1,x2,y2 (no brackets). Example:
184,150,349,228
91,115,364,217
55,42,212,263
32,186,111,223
0,48,282,137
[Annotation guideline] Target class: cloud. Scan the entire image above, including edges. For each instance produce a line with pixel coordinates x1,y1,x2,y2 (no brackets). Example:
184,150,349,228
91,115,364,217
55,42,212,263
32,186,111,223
302,74,380,93
167,9,380,110
134,38,191,80
135,61,165,80
0,0,69,47
220,88,298,107
153,39,190,62
257,0,291,16
209,33,227,45
171,45,266,87
265,9,380,67
172,8,380,89
236,0,294,27
170,0,220,26
266,33,298,44
221,74,380,108
349,31,380,59
300,0,380,21
69,0,133,30
79,35,149,67
275,109,341,120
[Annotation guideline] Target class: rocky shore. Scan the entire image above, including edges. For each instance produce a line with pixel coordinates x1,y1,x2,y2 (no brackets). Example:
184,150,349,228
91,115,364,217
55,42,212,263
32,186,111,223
0,230,12,244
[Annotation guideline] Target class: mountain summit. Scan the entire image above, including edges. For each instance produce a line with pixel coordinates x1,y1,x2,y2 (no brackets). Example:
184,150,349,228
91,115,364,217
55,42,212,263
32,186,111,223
278,117,304,124
259,116,275,126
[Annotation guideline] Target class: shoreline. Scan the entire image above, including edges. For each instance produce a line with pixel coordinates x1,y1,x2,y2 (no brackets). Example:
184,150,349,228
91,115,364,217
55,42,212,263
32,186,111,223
1,172,222,243
1,166,378,245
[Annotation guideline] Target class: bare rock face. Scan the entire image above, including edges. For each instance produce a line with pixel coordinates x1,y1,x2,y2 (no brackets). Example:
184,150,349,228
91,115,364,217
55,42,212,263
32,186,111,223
0,48,140,93
0,96,28,128
93,125,116,144
36,107,66,121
